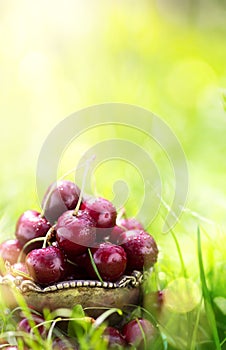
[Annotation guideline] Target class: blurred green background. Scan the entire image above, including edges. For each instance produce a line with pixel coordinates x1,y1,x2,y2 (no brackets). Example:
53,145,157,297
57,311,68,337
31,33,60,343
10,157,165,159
0,0,226,239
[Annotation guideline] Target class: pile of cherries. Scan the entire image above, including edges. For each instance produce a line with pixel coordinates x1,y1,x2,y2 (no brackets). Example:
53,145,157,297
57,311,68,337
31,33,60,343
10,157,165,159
0,180,159,285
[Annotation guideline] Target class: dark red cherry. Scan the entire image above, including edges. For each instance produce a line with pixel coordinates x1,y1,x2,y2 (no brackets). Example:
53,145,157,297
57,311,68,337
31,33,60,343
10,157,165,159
42,180,81,224
87,242,127,281
11,262,29,276
81,197,117,242
122,318,157,348
103,327,126,348
110,217,144,244
121,230,158,271
15,210,51,251
25,246,66,285
64,260,88,280
109,225,124,244
119,217,144,231
17,314,46,336
56,210,96,260
0,239,23,265
81,197,117,228
72,250,89,268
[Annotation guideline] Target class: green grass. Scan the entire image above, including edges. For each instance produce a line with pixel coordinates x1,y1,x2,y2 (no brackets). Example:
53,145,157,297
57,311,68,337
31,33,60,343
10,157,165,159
197,226,221,350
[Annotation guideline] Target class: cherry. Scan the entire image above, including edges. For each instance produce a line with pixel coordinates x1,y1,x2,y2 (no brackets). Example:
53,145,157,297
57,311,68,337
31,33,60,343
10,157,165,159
119,217,144,231
110,217,144,244
86,242,127,281
11,262,29,276
17,314,46,336
72,250,90,268
56,210,96,260
122,318,157,348
109,225,124,244
0,239,23,265
103,326,126,348
120,230,158,271
25,246,66,285
15,210,51,252
81,197,117,241
64,260,88,280
42,180,81,224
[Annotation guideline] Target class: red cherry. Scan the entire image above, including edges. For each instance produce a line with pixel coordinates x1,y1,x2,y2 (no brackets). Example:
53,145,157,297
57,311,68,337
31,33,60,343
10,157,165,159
0,239,23,265
103,326,126,348
15,210,51,251
109,225,124,244
122,318,157,348
81,197,117,241
110,217,144,244
17,314,46,336
42,180,81,224
64,260,88,280
87,242,127,281
25,246,66,285
11,262,29,276
119,217,144,231
56,210,96,260
121,230,158,271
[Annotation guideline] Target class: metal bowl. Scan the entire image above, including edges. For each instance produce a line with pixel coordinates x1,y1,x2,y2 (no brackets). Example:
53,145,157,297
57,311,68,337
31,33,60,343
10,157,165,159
0,271,143,320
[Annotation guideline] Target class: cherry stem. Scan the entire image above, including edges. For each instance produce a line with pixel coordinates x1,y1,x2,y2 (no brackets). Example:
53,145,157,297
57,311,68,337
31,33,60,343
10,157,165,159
116,207,126,224
41,156,96,218
17,237,46,262
10,265,34,281
73,155,95,216
42,225,56,249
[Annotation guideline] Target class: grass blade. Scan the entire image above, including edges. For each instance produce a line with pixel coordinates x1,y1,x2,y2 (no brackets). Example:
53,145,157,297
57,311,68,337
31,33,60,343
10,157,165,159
88,248,103,283
197,226,221,350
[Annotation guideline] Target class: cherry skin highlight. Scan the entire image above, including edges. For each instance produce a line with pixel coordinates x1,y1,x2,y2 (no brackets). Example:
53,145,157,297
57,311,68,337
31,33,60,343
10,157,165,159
25,245,66,285
42,180,81,224
15,210,51,252
56,210,96,260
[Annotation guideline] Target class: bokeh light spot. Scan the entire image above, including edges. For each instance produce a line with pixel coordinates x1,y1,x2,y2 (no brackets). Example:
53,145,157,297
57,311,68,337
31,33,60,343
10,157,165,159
164,277,201,313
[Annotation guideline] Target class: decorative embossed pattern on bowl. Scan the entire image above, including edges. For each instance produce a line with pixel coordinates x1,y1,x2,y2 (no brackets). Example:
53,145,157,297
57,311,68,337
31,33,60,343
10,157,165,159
0,271,143,319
